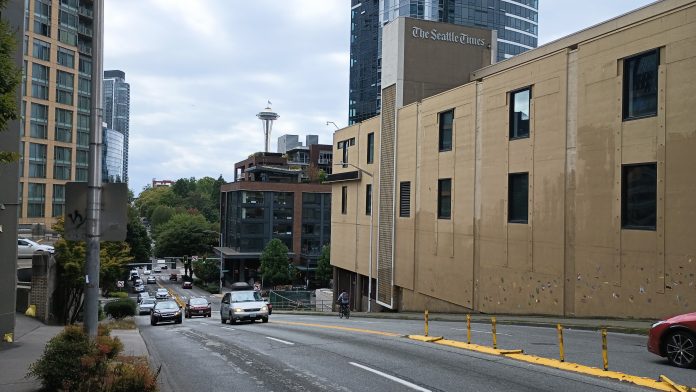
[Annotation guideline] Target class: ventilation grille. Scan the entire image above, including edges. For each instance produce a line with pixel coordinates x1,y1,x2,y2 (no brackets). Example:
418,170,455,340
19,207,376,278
399,181,411,217
377,84,396,306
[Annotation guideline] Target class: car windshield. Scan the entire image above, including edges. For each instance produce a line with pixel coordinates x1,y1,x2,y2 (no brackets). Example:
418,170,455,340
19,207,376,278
231,292,262,302
190,298,208,306
142,299,156,305
155,301,178,310
157,289,167,293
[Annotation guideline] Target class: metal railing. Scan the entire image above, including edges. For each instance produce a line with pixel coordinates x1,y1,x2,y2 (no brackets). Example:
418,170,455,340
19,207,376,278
268,290,332,312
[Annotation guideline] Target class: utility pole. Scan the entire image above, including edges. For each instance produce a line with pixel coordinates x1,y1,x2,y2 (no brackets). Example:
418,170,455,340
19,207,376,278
84,0,104,339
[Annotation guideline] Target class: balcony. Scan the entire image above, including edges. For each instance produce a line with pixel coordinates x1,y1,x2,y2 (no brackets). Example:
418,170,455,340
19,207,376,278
78,6,93,18
78,24,92,37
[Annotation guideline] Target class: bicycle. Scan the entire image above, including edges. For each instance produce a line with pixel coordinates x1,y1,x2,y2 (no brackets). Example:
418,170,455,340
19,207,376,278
338,303,350,319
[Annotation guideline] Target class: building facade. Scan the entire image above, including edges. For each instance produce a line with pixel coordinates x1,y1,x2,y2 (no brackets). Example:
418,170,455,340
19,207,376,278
217,182,331,287
102,127,123,183
103,69,129,183
349,0,539,125
19,0,94,230
331,0,696,318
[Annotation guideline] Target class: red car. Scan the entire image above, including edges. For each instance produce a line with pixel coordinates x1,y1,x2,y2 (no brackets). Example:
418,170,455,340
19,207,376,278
648,312,696,368
182,281,192,289
185,297,211,318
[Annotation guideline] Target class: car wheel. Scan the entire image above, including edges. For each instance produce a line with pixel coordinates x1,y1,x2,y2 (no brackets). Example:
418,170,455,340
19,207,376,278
665,330,696,368
229,313,236,324
176,315,182,324
220,313,226,324
262,317,269,323
150,319,156,326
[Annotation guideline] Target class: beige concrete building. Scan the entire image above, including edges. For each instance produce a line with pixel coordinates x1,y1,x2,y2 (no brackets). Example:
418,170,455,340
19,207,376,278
19,0,94,231
329,0,696,318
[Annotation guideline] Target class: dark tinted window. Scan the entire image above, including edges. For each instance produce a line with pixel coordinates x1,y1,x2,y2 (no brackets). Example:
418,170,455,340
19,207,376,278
365,184,372,215
622,164,656,230
367,132,374,164
510,88,531,139
508,173,529,223
341,186,347,214
623,49,659,120
439,109,454,151
438,179,451,219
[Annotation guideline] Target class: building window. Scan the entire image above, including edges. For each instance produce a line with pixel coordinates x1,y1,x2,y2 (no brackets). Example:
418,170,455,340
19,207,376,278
55,108,73,142
338,138,355,167
52,184,65,217
622,163,656,230
341,186,347,214
437,179,451,219
508,173,529,223
623,49,659,120
33,0,51,37
509,87,531,139
31,63,49,100
32,39,50,61
365,184,372,215
27,183,45,218
53,146,71,180
57,47,75,68
367,132,374,164
28,143,47,178
400,181,411,217
30,103,48,139
439,109,454,152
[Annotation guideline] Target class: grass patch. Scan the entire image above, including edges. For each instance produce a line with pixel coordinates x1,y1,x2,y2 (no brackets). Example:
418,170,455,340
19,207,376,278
101,317,137,330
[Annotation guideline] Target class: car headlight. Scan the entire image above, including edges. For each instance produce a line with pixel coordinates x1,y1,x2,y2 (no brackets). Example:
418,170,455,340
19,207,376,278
175,311,181,316
261,306,268,312
234,308,243,313
651,320,667,328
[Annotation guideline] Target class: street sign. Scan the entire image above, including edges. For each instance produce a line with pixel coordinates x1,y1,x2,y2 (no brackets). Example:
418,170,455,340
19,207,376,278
116,281,124,288
191,256,199,261
64,182,128,241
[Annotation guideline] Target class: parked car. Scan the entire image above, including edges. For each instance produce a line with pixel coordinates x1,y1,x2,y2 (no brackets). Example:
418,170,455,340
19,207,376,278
150,300,182,325
648,312,696,368
182,281,193,289
137,292,150,304
169,273,178,281
146,276,156,284
185,297,211,318
220,288,269,324
155,288,169,300
138,298,157,315
17,238,54,258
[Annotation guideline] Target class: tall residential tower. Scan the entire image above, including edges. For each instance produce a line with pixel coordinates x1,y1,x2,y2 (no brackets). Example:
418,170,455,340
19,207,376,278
19,0,95,231
103,69,129,183
348,0,539,124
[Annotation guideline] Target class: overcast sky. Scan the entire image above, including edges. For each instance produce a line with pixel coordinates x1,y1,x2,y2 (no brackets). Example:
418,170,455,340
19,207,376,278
103,0,656,195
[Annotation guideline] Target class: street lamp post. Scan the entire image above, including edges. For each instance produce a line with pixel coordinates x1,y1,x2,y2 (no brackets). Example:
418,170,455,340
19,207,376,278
335,162,374,312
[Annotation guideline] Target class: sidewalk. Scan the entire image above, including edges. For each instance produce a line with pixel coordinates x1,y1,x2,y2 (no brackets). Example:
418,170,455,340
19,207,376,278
0,314,150,392
274,309,654,334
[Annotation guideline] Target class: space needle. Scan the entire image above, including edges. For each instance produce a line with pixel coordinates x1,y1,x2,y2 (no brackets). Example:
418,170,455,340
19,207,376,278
256,101,279,153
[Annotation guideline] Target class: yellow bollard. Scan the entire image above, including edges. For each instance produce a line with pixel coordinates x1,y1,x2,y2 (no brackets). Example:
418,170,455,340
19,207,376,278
466,314,471,344
424,309,429,337
3,332,13,343
25,304,36,318
492,317,497,349
557,324,565,362
601,329,608,371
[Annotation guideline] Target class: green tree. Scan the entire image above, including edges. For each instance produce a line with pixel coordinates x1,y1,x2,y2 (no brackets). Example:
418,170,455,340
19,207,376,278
150,204,175,232
100,241,133,295
259,239,291,286
192,258,220,283
154,212,217,257
0,0,21,164
315,244,332,286
135,186,177,220
125,205,150,262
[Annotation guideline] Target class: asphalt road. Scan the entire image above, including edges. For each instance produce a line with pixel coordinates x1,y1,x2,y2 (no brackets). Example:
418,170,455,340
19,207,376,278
136,312,654,392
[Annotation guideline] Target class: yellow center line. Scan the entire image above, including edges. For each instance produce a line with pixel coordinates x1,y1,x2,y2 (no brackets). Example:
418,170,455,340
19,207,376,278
272,320,401,337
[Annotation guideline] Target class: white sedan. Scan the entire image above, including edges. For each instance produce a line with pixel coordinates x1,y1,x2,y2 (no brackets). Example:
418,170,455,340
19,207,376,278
143,269,151,275
17,238,54,258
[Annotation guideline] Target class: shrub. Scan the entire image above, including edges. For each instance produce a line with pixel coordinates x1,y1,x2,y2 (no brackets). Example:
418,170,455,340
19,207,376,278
104,357,159,392
104,299,136,319
28,325,122,391
109,292,129,299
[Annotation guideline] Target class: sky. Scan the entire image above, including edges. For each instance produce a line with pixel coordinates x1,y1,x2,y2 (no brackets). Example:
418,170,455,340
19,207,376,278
103,0,656,196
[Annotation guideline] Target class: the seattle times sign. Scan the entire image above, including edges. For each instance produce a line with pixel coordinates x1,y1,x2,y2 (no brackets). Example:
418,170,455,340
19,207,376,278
412,26,486,47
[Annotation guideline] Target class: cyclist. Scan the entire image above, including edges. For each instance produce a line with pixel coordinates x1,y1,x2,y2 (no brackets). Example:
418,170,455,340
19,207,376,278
337,289,350,317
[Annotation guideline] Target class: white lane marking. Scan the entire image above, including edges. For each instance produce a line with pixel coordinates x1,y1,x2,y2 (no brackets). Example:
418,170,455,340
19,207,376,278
221,326,235,331
451,328,512,337
266,336,294,345
349,362,431,392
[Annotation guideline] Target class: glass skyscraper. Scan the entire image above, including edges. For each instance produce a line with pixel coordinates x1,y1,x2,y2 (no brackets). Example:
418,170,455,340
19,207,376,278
349,0,539,125
103,127,124,183
103,69,130,183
